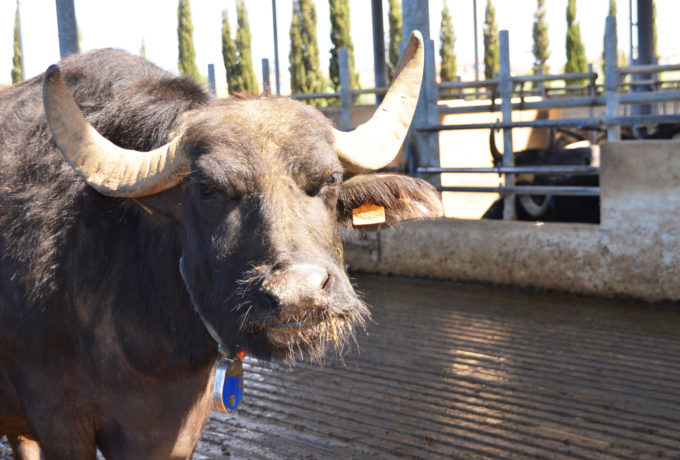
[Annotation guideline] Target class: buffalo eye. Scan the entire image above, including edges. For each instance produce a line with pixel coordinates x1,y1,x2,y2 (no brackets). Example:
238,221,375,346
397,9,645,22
306,173,342,197
198,184,215,198
326,172,342,187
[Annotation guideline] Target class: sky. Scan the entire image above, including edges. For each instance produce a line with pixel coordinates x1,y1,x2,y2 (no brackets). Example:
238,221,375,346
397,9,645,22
1,1,679,94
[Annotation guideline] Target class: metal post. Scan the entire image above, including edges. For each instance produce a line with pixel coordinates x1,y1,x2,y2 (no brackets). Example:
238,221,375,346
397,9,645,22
632,0,653,130
207,64,216,95
371,0,387,104
499,30,515,220
537,67,545,97
261,59,271,95
473,0,479,83
271,0,281,95
55,0,78,58
587,63,595,144
402,0,439,185
339,48,352,131
628,0,634,64
605,15,620,141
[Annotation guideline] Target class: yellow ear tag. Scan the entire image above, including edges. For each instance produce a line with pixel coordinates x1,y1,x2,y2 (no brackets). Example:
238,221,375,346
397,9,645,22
352,202,386,226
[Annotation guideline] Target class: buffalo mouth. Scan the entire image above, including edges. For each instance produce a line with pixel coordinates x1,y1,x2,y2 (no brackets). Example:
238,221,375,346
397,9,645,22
240,310,365,362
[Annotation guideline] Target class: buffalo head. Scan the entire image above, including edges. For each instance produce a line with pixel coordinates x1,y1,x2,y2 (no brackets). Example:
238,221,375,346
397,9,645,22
41,32,442,362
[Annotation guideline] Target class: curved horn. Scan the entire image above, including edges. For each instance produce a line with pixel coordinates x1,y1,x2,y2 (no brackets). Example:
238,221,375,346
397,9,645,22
519,194,551,218
42,65,189,197
333,31,424,172
489,124,503,167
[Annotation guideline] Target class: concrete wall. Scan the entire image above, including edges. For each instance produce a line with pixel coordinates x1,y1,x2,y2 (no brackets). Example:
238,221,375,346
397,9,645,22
343,140,680,303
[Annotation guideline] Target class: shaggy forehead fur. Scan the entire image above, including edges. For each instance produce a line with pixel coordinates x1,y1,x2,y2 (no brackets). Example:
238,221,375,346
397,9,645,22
182,98,341,194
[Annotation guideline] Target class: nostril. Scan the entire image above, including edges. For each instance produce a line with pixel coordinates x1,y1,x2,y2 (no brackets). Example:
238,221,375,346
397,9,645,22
263,290,280,313
320,271,331,291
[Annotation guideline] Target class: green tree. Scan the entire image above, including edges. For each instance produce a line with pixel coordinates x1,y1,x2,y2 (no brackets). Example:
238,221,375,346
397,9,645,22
289,0,326,106
232,0,259,94
11,4,23,84
329,0,358,92
439,1,457,83
601,0,616,69
221,10,237,95
140,38,146,59
532,0,550,76
387,0,402,80
565,0,587,83
483,0,499,80
177,0,200,80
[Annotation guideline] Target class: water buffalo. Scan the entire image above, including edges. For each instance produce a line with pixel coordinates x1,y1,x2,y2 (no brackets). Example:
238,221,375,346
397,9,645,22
483,128,599,223
0,32,442,459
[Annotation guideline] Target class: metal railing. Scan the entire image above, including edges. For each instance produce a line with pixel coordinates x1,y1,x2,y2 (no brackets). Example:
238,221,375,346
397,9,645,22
227,16,680,221
418,16,680,220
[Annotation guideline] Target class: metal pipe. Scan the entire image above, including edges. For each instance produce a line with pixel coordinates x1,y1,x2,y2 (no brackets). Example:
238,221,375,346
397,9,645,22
207,64,216,95
438,89,680,115
271,0,280,95
419,113,680,131
632,0,653,126
55,0,78,58
473,0,479,83
371,0,386,104
498,30,514,219
629,0,634,64
351,87,389,95
438,79,499,89
605,15,621,141
291,92,341,100
419,166,600,175
261,59,271,95
512,72,598,83
438,185,600,197
621,64,680,74
339,48,352,131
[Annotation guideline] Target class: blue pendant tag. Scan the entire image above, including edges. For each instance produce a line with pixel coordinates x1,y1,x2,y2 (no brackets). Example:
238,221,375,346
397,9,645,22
212,356,244,412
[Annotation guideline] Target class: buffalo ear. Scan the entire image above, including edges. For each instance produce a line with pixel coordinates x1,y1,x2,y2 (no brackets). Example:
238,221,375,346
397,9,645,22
337,174,443,231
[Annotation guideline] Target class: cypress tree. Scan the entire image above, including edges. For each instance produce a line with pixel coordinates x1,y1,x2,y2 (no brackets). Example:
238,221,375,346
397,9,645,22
289,0,326,106
565,0,587,83
140,38,147,59
329,0,358,92
221,10,237,95
439,1,457,83
177,0,200,81
602,0,616,70
387,0,402,80
11,4,23,84
483,0,499,80
532,0,550,76
233,0,259,94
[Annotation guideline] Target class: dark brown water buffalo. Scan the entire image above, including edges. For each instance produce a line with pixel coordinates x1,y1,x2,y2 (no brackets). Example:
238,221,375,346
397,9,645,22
483,128,599,223
0,32,441,459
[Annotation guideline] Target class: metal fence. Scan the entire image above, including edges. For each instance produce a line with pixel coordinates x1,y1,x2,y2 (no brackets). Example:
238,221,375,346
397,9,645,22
419,16,680,220
248,16,680,221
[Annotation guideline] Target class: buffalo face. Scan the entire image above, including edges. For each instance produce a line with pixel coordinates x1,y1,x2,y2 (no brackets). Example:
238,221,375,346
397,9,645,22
174,99,371,361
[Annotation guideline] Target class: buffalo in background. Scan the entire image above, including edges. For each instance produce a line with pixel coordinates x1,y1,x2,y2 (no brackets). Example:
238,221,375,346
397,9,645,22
483,127,600,223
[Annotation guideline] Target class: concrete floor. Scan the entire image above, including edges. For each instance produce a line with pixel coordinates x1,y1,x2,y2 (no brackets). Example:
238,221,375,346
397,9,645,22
193,275,680,459
2,274,679,459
